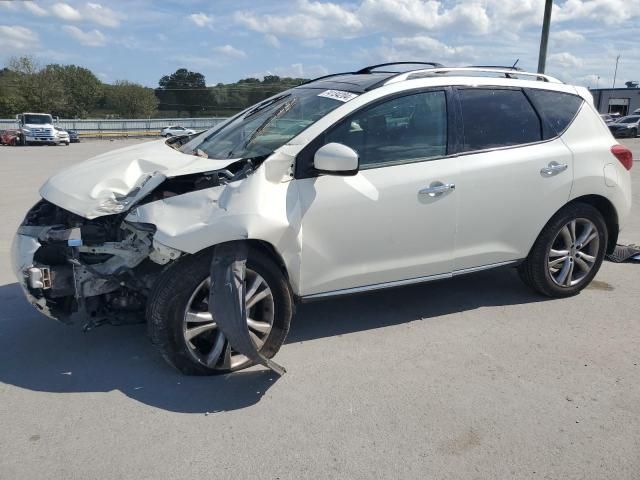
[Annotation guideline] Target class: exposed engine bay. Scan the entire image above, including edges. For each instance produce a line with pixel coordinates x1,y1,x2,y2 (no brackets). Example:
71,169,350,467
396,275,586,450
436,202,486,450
14,158,262,330
16,200,163,328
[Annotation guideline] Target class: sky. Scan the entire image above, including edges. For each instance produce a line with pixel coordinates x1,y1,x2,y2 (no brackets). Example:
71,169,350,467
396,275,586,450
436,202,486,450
0,0,639,89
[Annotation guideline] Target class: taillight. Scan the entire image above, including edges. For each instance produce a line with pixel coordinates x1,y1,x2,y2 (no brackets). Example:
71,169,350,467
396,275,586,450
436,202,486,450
611,144,633,170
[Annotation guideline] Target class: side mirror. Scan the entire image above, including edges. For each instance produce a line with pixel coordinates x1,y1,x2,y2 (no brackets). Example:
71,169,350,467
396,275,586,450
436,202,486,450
313,142,359,176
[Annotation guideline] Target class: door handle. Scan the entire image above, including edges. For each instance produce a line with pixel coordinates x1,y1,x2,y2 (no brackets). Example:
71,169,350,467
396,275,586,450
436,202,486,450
419,182,456,197
540,162,568,177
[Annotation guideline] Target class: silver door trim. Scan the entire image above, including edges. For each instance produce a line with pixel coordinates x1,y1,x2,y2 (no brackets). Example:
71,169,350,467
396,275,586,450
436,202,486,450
452,260,518,276
301,260,519,300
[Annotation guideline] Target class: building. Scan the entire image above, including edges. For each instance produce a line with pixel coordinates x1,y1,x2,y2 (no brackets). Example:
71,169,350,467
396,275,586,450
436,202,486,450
590,86,640,116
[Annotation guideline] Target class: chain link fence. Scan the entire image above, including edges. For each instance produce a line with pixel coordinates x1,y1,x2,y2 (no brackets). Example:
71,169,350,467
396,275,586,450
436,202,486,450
0,117,227,138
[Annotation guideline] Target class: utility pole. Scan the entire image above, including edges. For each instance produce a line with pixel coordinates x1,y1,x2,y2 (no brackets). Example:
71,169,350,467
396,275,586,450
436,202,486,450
612,55,621,88
537,0,553,74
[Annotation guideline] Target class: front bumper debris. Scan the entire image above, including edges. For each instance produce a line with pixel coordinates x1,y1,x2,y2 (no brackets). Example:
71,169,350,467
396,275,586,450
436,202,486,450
209,242,286,376
11,202,160,325
11,231,62,321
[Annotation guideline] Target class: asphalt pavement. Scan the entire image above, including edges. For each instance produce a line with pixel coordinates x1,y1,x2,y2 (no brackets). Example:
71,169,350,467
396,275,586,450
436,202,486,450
0,138,638,479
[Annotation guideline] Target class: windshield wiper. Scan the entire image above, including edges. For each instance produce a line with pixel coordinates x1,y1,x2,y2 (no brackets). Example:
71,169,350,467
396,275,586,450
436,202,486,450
229,98,297,159
243,93,292,120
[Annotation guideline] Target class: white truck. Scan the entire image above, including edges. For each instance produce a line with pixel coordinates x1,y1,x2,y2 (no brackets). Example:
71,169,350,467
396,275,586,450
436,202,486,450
16,113,68,146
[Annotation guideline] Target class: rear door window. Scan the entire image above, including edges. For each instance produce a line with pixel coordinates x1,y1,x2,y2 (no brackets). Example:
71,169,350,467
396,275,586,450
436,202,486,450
459,88,542,152
525,89,584,138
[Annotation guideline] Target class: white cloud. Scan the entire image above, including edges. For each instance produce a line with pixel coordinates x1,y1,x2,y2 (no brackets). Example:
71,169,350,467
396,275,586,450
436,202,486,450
235,0,363,39
23,1,48,17
264,34,281,48
379,35,473,62
263,63,329,79
359,0,491,35
214,44,247,58
188,12,214,28
548,52,584,69
236,0,494,39
15,1,121,27
552,29,585,46
0,25,39,49
62,25,107,47
554,0,640,25
52,2,82,21
84,3,122,28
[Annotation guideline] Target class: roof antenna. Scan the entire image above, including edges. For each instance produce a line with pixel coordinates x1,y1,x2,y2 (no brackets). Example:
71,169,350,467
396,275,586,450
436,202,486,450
512,58,520,69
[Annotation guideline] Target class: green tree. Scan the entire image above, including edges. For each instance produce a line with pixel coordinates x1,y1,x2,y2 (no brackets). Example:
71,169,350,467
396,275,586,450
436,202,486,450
46,64,102,117
0,67,25,116
7,56,66,114
106,80,158,117
157,68,208,116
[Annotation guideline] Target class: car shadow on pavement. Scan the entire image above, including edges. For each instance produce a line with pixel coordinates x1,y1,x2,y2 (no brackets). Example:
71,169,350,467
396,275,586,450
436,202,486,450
288,267,545,342
0,267,545,414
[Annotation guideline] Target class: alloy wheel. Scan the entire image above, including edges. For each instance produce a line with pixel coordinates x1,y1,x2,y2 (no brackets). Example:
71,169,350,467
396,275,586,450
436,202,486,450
182,269,274,370
547,218,600,287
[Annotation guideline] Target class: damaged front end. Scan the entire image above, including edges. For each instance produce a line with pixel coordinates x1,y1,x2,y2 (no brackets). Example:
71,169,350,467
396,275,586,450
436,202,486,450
11,199,179,328
11,157,266,330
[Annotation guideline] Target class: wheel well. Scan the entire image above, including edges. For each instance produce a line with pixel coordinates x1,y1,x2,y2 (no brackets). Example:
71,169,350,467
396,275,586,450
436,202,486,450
569,195,619,254
245,240,290,279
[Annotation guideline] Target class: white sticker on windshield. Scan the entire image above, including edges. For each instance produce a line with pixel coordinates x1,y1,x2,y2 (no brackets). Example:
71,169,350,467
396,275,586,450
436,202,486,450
317,90,359,102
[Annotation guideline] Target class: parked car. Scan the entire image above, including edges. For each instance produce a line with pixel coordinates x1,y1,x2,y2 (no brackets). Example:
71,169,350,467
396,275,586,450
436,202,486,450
608,115,640,138
66,129,80,143
54,128,70,146
160,125,196,137
0,128,21,146
600,114,617,125
11,63,633,375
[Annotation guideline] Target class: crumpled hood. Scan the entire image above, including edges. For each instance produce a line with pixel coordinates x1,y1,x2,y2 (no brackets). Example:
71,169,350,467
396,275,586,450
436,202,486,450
40,139,239,219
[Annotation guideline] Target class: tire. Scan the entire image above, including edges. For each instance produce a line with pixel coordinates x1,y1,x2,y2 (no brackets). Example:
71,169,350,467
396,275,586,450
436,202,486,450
632,128,638,138
147,245,293,375
518,203,607,298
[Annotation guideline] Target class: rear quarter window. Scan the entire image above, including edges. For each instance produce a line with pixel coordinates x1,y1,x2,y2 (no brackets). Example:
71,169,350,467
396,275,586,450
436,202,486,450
458,88,542,152
525,89,584,139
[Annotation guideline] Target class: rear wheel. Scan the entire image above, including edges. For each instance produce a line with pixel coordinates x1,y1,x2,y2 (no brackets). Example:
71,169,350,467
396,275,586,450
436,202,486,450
518,203,607,298
147,246,293,375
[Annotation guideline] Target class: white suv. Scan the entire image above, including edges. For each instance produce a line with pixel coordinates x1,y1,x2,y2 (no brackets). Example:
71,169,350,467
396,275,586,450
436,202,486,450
11,64,633,375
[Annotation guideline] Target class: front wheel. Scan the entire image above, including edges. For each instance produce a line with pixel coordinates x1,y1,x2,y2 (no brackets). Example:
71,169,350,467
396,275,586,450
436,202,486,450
147,246,293,375
632,128,638,138
518,203,607,298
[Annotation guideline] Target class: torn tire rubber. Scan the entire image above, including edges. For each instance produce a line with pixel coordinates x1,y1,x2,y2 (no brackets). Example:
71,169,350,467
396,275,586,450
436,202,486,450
146,245,292,375
518,203,607,298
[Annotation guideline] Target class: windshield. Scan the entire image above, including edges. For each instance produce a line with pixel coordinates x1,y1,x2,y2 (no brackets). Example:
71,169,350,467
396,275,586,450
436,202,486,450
181,88,351,160
24,114,53,125
618,117,639,124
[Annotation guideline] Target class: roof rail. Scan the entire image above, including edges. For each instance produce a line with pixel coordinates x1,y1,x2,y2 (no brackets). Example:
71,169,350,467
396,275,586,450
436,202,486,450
355,62,445,74
465,65,523,71
297,62,446,87
384,67,563,85
296,71,357,87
